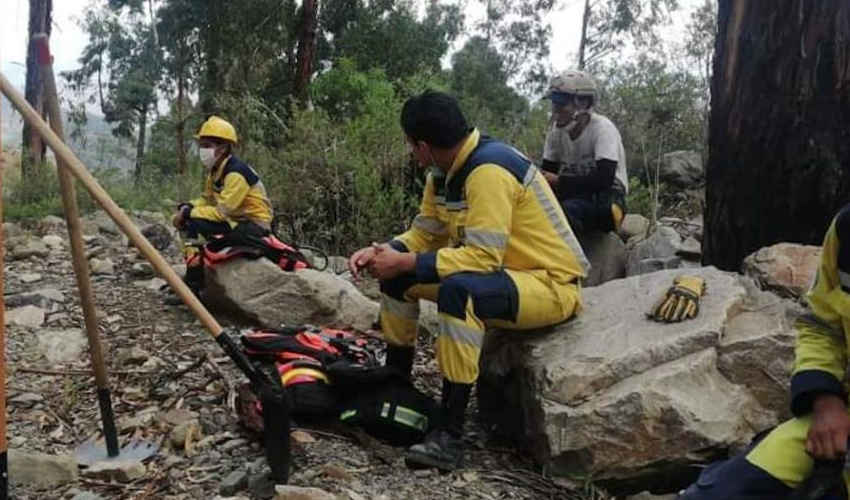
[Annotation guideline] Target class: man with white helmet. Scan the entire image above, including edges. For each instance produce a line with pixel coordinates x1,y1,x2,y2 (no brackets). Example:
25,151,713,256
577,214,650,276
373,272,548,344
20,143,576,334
541,69,627,235
167,115,273,303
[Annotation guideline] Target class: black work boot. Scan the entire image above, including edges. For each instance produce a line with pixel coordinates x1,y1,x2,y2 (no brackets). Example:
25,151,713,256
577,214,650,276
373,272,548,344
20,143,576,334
163,264,205,305
385,345,415,379
405,379,472,471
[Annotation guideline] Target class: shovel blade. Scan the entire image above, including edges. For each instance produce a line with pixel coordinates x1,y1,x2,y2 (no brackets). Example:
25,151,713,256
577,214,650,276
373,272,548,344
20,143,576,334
75,437,159,467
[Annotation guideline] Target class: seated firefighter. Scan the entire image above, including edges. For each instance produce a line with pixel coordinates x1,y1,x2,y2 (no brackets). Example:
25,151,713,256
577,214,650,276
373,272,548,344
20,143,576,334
169,116,273,301
540,69,628,235
348,90,589,471
678,205,850,499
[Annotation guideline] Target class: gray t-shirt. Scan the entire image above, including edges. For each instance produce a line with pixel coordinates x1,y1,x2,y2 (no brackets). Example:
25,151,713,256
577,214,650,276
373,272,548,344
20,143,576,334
543,112,628,194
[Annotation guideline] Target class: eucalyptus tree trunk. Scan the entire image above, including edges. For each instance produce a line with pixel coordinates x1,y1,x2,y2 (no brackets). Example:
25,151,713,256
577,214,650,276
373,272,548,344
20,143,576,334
22,0,52,169
704,1,850,270
294,0,319,106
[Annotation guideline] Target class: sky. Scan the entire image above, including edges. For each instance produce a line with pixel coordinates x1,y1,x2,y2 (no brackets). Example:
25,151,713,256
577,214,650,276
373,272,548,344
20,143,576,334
0,0,705,90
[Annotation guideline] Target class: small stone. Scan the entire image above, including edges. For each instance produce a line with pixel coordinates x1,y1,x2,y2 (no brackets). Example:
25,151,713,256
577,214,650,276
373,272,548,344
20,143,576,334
170,420,202,449
10,392,43,407
83,459,146,482
37,328,86,363
121,346,150,365
274,484,338,500
130,262,155,278
19,273,42,283
220,438,249,453
6,305,45,327
320,464,352,481
42,234,64,248
413,468,434,477
290,430,316,444
162,454,184,468
220,469,249,496
33,287,65,303
89,257,115,275
3,222,23,239
8,449,77,488
162,408,199,427
248,472,277,499
70,491,106,500
135,277,167,291
11,240,50,260
9,436,26,447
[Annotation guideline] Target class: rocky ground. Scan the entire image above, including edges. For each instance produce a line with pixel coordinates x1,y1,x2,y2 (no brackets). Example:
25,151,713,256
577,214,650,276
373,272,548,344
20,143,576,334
3,212,609,500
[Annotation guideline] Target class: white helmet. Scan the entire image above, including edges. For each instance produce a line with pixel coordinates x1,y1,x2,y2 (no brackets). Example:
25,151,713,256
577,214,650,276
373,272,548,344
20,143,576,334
546,69,596,99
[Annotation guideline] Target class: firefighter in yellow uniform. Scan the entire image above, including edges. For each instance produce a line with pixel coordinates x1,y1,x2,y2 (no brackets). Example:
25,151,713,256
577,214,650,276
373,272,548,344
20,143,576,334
348,91,588,471
678,206,850,499
169,116,273,301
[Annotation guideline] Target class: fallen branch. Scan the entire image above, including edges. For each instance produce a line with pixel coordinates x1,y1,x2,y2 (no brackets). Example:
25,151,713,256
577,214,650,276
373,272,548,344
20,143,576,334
14,366,153,377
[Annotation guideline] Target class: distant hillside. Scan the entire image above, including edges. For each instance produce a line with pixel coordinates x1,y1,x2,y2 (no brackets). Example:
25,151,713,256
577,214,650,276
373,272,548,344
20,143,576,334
1,88,135,174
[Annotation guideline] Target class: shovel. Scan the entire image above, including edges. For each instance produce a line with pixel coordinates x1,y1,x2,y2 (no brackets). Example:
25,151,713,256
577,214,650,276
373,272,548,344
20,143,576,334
34,34,159,466
3,38,290,484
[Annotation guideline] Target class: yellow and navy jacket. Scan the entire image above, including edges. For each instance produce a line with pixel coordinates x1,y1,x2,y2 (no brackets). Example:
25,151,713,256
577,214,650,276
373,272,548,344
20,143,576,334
391,129,589,301
190,155,273,228
791,205,850,416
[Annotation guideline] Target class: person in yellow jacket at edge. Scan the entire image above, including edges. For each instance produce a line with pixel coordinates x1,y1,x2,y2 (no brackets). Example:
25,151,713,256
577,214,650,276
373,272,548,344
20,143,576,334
168,116,273,304
347,90,590,471
677,207,850,500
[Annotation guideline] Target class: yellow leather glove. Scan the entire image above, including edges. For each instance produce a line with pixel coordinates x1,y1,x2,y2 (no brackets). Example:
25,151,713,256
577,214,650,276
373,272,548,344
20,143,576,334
647,275,706,322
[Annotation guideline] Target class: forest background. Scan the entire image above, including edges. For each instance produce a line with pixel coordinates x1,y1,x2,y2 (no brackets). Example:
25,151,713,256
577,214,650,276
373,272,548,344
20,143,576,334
0,0,713,257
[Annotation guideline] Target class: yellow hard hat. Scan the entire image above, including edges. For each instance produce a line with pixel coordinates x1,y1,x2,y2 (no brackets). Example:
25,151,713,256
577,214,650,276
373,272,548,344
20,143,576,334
195,116,238,144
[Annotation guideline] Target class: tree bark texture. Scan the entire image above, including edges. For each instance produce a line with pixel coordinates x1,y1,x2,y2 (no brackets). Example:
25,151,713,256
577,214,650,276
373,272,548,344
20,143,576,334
134,102,148,184
704,1,850,271
294,0,318,105
23,0,52,168
577,0,590,69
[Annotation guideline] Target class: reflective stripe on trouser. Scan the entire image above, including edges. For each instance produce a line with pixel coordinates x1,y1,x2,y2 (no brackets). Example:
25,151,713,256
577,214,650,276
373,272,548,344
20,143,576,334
379,270,579,384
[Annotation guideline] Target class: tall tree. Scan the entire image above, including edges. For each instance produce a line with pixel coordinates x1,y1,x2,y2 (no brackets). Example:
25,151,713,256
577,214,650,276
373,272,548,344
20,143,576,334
475,0,555,94
22,0,53,168
577,0,679,70
294,0,319,105
704,1,850,270
64,4,161,183
320,0,462,83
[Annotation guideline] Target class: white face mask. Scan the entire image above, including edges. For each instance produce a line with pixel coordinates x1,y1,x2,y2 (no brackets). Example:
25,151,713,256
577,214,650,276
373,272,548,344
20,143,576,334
199,147,218,168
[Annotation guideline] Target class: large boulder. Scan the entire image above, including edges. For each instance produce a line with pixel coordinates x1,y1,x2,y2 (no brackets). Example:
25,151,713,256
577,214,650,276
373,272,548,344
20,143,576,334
205,258,379,331
618,214,650,242
626,226,682,276
580,231,627,287
741,243,820,299
478,267,800,494
660,151,703,188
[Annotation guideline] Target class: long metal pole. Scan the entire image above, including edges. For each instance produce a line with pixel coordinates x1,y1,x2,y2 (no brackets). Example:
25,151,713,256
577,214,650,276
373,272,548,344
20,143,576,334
35,34,119,457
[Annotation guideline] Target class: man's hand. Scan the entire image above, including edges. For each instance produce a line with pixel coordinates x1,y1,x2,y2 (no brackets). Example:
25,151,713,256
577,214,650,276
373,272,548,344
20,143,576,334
348,245,378,280
172,210,185,229
368,244,416,281
807,394,850,460
542,171,559,186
